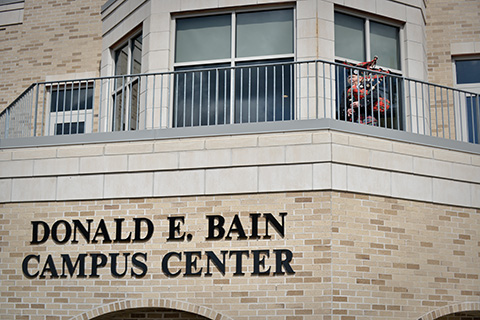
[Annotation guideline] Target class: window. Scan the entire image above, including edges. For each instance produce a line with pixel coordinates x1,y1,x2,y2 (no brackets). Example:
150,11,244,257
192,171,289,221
466,96,479,143
112,32,142,131
334,11,402,129
49,84,93,135
50,86,93,113
174,8,294,127
335,11,400,70
55,122,85,135
0,0,25,27
454,58,480,143
456,59,480,85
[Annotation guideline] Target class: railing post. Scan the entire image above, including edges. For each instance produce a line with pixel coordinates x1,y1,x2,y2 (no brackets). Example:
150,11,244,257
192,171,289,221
33,84,39,137
5,107,10,139
315,60,318,119
401,77,407,132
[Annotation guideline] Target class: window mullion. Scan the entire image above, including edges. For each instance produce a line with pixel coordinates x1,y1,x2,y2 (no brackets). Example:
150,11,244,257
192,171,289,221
230,12,236,124
365,18,371,61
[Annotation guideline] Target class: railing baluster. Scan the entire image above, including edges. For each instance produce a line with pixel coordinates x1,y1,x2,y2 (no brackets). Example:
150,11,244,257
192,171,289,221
5,107,10,138
256,67,259,122
41,84,47,136
282,64,285,121
240,68,243,123
440,88,445,139
224,69,227,125
207,70,211,126
433,86,438,138
92,80,96,133
447,89,451,139
105,78,111,132
33,84,39,136
322,63,325,120
183,72,186,127
216,68,219,125
151,75,155,130
291,64,294,120
475,95,480,143
98,79,102,133
265,66,268,122
248,68,252,123
426,83,432,137
200,71,203,126
307,63,310,119
315,60,318,119
415,81,419,133
191,72,195,126
469,93,475,143
159,74,163,130
167,73,171,129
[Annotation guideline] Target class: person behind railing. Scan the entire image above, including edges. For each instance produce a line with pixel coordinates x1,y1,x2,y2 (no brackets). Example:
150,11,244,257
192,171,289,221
338,58,391,126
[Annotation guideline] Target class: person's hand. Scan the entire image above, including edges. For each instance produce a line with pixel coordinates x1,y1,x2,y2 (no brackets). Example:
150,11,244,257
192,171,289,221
351,101,360,108
347,108,355,116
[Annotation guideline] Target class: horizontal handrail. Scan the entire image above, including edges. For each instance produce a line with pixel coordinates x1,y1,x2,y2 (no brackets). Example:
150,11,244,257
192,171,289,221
1,59,479,144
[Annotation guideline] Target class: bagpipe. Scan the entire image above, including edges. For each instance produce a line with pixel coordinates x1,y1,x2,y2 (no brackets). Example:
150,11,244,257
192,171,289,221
342,56,391,114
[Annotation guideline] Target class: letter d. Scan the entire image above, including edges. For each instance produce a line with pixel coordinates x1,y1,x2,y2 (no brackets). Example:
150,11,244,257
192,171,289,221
31,221,50,245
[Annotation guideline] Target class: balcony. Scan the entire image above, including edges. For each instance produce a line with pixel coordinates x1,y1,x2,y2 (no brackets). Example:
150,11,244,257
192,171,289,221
1,59,479,150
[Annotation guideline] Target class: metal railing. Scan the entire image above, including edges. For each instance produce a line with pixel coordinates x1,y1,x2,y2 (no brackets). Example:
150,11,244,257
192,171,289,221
1,59,479,144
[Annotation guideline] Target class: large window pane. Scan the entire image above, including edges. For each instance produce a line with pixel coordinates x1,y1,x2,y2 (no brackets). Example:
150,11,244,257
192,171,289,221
174,64,231,127
112,33,142,131
334,12,365,62
236,9,293,58
50,86,93,112
235,60,294,123
467,96,480,143
370,21,400,70
175,15,231,63
456,59,480,84
131,34,142,74
115,44,129,76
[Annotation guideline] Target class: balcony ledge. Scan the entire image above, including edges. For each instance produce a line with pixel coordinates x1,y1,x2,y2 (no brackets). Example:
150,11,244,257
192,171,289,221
1,119,479,156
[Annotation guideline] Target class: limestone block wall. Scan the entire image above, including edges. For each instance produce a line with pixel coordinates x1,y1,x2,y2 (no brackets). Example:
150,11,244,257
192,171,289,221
0,129,478,208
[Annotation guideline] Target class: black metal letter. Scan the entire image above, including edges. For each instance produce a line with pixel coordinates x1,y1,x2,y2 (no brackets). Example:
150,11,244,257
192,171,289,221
31,221,49,245
167,216,185,241
162,252,181,277
22,254,40,278
273,249,295,275
133,218,154,242
206,215,225,240
131,252,148,277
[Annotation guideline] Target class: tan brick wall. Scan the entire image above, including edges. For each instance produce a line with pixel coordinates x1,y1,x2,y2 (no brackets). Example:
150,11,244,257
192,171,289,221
1,192,478,320
426,0,480,87
0,0,103,112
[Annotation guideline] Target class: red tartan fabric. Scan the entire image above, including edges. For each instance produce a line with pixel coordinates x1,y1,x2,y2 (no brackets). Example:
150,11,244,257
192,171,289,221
347,86,366,100
373,97,390,112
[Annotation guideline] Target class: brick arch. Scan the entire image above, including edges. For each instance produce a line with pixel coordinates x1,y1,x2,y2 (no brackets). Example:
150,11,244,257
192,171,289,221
70,299,235,320
417,302,480,320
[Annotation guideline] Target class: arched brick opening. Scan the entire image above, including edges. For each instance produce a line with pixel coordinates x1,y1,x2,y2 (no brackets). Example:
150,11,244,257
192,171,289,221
69,299,235,320
91,308,210,320
418,302,480,320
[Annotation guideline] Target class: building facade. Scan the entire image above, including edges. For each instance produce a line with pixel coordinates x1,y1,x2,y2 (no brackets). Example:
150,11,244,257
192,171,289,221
0,1,479,320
